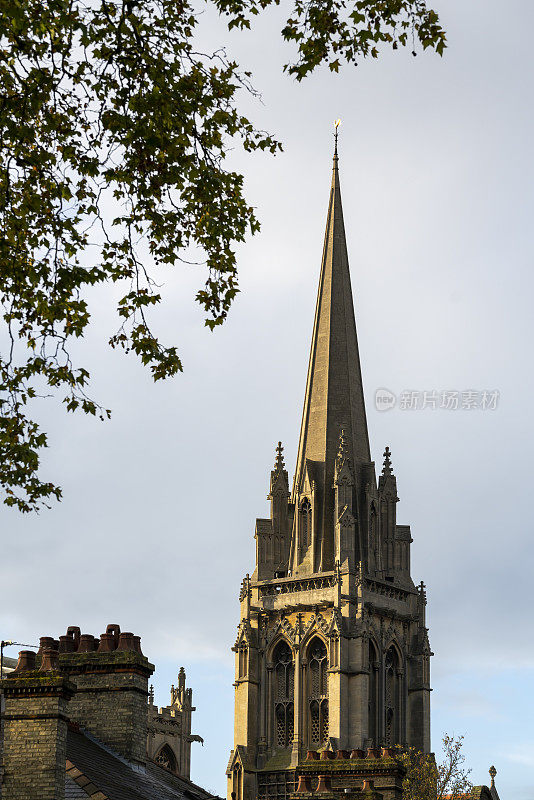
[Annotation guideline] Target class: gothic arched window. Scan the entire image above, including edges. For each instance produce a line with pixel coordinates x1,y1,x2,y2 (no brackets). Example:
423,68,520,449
232,763,242,800
273,640,294,749
307,637,328,747
238,643,248,679
369,504,379,572
385,646,401,745
300,498,311,549
155,744,177,773
368,640,378,746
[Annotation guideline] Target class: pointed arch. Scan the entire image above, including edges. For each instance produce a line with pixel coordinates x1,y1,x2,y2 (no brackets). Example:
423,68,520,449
384,643,402,745
267,632,295,662
271,639,294,749
300,615,329,653
238,641,248,679
369,501,379,571
304,636,329,748
368,638,379,747
155,744,177,773
299,497,312,550
383,639,403,666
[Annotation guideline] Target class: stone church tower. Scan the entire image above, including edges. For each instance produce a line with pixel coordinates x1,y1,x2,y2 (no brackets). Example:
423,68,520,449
227,147,432,800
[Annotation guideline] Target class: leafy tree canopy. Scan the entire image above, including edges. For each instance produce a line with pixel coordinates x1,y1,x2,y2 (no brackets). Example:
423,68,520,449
398,734,473,800
0,0,445,511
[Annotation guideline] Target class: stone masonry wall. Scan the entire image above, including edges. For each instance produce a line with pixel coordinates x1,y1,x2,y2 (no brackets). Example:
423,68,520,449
1,690,71,800
68,670,148,764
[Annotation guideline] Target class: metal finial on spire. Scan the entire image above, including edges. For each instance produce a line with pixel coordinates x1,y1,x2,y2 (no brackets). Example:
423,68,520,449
382,446,393,476
274,441,285,471
334,119,341,158
489,766,497,787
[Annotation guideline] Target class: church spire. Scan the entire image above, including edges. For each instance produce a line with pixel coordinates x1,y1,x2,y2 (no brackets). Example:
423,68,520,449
291,136,371,571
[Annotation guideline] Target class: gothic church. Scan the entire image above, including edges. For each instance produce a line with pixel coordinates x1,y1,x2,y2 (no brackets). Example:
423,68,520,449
227,146,432,800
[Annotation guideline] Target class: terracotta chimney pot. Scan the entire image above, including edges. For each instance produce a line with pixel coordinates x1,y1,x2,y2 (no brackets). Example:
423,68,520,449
117,632,136,652
97,633,116,653
58,635,75,653
106,624,121,645
78,634,96,653
316,775,331,793
40,649,60,672
67,626,81,649
14,650,36,672
38,637,55,654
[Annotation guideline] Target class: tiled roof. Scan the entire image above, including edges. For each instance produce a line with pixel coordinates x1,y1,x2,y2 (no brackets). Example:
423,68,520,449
442,790,493,800
66,728,222,800
65,775,90,798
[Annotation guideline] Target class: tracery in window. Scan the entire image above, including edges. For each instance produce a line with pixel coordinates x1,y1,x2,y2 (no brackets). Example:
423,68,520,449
238,643,248,679
307,637,328,747
300,498,312,549
155,744,177,773
273,640,294,749
385,646,401,745
368,640,378,746
370,504,379,571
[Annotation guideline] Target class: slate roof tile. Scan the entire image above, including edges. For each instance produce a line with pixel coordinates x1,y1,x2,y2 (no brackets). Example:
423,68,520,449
66,728,221,800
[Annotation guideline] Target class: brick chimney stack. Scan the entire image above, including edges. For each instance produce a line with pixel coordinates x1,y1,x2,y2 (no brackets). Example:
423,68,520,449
60,624,154,765
0,648,75,800
1,623,154,800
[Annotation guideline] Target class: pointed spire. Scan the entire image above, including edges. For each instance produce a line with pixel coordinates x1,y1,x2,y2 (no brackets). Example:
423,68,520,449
291,133,371,571
382,446,393,476
148,684,154,705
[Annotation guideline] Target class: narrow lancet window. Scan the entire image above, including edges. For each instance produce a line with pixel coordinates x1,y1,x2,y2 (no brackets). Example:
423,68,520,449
238,643,248,679
368,641,378,746
300,498,312,550
384,646,401,745
273,641,294,749
307,637,328,747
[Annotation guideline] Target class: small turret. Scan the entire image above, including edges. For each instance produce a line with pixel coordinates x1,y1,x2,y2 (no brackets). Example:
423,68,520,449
378,447,403,580
334,428,357,571
148,667,199,780
255,442,292,579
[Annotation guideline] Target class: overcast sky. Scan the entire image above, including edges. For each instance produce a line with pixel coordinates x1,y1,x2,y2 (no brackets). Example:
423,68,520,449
1,1,533,797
